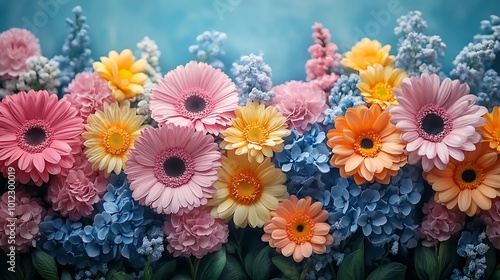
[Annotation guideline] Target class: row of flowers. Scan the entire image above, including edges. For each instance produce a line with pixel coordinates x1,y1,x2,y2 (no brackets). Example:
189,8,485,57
1,6,500,280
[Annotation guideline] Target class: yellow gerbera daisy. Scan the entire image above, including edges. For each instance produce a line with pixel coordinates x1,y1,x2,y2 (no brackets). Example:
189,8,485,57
207,151,289,228
220,101,291,163
424,142,500,216
357,64,407,109
341,38,395,71
83,102,147,175
479,106,500,153
93,49,148,101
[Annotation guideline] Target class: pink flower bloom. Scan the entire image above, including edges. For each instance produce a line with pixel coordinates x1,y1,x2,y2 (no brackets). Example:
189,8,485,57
0,28,41,78
151,61,238,135
272,81,328,134
482,197,500,249
418,197,466,247
388,73,487,172
63,72,115,121
125,124,221,215
0,190,46,253
305,23,341,91
163,207,229,258
0,90,84,186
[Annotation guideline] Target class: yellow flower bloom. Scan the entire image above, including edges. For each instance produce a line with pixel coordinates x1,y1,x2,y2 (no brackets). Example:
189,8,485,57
479,106,500,153
83,102,147,175
93,49,148,101
341,38,395,71
220,101,291,163
207,151,289,228
357,64,407,109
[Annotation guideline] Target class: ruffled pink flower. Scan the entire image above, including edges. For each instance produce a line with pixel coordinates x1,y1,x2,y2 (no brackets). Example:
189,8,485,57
163,207,229,258
481,197,500,249
63,72,115,121
0,28,41,78
388,73,487,172
418,197,466,247
272,81,328,134
0,90,84,186
305,23,341,91
0,190,46,253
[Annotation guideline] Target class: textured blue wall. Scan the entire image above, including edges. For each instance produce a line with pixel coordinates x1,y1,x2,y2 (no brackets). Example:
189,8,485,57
1,0,499,84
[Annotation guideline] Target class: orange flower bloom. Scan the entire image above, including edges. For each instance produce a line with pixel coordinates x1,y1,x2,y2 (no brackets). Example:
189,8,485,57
327,104,407,184
479,106,500,153
262,195,333,262
424,142,500,216
341,38,395,71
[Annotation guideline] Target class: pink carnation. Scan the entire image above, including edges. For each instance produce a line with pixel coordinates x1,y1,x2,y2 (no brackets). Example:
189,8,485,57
481,197,500,249
163,207,229,258
305,23,341,91
0,190,45,253
272,81,328,135
418,197,466,247
63,72,115,121
0,28,41,78
46,154,107,220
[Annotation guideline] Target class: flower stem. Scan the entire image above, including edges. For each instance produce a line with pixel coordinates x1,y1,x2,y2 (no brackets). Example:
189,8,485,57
188,257,200,279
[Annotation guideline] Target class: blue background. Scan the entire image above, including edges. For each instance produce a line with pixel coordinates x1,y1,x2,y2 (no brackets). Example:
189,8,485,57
1,0,499,84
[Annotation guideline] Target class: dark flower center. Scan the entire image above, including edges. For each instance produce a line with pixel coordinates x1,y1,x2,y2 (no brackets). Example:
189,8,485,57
421,113,445,136
296,224,304,232
185,95,207,113
25,127,46,146
461,169,476,183
360,138,374,149
163,157,186,177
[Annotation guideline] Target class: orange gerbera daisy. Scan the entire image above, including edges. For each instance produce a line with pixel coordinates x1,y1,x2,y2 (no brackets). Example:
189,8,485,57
327,104,407,184
262,195,333,263
479,106,500,153
341,38,395,71
424,142,500,216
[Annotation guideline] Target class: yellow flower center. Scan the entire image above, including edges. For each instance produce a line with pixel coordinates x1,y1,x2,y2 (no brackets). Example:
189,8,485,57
228,171,263,204
244,124,269,144
118,69,133,81
103,126,131,155
354,131,381,158
372,82,395,102
453,162,485,190
286,214,315,244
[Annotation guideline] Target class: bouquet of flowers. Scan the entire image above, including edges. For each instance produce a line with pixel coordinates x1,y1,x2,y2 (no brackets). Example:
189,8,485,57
1,6,499,280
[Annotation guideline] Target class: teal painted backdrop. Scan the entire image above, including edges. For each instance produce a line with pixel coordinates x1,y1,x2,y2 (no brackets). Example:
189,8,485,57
0,0,499,84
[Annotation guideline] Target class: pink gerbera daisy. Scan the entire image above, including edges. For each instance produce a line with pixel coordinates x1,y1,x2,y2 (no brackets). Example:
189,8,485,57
125,124,222,215
150,61,238,135
0,90,84,185
388,73,487,171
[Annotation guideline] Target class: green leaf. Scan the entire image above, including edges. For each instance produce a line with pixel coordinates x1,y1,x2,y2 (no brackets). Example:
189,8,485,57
272,256,300,280
485,245,497,279
197,247,227,280
21,253,35,280
31,249,58,280
220,254,248,280
244,248,257,276
142,255,153,280
60,270,72,280
109,271,135,280
171,275,192,280
337,249,365,280
491,269,500,280
414,245,438,280
366,262,407,280
252,246,272,280
152,260,177,280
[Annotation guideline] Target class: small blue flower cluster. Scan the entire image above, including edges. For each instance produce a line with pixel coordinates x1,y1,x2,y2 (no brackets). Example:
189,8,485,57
53,6,93,94
394,11,446,77
16,56,61,94
451,221,490,280
137,36,162,82
188,30,227,70
323,74,365,127
231,53,275,105
136,226,165,262
324,164,424,250
38,173,151,266
474,15,500,52
450,41,496,91
74,263,108,280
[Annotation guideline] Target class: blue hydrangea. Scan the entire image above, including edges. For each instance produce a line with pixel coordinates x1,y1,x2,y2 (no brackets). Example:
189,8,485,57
473,15,500,52
394,11,446,77
476,69,500,110
189,30,227,70
74,263,108,280
452,220,489,280
450,40,496,92
231,53,275,105
323,74,365,126
136,226,165,262
53,6,93,95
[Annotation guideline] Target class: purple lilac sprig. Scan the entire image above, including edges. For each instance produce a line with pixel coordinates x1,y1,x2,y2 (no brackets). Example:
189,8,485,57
323,74,365,127
189,30,227,70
